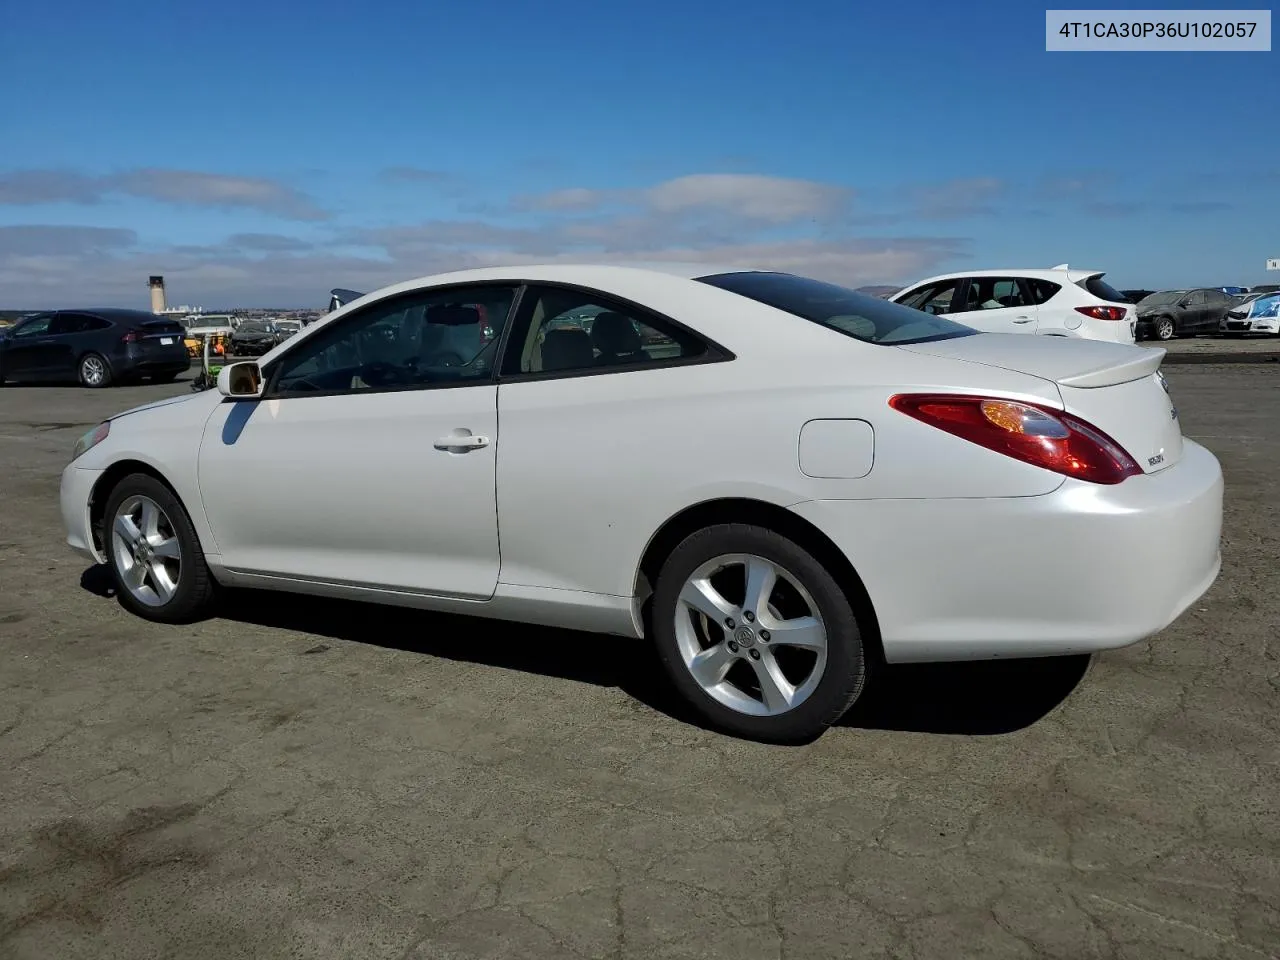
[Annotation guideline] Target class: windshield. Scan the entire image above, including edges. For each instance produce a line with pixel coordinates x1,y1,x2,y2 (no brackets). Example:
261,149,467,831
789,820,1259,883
696,272,977,345
1139,291,1186,307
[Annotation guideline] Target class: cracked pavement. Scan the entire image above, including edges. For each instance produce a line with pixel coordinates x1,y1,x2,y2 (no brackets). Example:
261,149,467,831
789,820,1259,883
1,366,1277,959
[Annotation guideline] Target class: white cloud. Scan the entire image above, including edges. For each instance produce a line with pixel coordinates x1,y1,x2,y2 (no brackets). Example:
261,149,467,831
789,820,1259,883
0,167,328,221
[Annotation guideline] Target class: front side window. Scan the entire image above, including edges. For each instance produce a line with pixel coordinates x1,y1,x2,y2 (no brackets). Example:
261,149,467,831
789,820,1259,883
10,314,52,338
269,284,517,396
503,286,708,376
699,271,975,345
897,279,964,315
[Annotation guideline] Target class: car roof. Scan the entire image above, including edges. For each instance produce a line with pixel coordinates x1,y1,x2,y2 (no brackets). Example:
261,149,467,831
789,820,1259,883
325,262,782,313
902,266,1106,287
56,307,169,323
388,261,763,288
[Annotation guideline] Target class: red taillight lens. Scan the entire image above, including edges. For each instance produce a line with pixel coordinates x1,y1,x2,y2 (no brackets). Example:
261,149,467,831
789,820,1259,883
1075,305,1128,322
888,394,1142,485
121,330,143,343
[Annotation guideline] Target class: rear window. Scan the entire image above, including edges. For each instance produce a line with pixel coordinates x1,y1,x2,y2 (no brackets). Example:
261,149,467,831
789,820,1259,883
1079,275,1128,303
696,272,977,345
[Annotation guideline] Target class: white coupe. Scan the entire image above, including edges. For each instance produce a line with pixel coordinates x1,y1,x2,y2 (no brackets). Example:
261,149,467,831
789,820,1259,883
61,264,1224,742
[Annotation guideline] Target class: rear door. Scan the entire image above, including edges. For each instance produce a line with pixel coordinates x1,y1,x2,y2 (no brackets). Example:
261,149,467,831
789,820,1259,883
49,312,112,374
1198,289,1232,332
946,277,1039,334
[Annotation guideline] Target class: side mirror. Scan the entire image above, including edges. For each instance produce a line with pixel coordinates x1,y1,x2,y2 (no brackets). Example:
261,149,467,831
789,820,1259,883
217,362,264,399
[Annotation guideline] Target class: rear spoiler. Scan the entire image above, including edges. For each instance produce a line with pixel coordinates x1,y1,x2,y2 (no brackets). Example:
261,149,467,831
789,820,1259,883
328,288,365,312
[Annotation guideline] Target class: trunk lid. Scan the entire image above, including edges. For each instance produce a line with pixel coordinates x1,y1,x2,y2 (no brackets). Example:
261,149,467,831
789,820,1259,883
898,333,1183,474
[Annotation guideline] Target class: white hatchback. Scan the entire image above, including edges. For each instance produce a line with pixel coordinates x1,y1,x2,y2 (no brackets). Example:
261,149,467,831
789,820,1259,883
890,265,1137,343
60,264,1221,743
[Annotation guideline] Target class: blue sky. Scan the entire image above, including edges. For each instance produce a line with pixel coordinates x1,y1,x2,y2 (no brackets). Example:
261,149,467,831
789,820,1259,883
1,0,1276,307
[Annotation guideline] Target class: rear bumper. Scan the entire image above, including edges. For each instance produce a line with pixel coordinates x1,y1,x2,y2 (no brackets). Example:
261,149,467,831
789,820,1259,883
61,463,106,564
789,439,1224,663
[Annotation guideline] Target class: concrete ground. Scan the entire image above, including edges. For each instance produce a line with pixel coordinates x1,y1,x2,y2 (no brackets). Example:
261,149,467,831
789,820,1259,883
1,364,1277,960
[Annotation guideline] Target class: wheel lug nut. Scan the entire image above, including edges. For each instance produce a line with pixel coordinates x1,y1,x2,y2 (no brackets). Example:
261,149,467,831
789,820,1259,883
760,630,770,642
749,649,761,660
727,641,739,653
725,618,735,629
744,611,754,622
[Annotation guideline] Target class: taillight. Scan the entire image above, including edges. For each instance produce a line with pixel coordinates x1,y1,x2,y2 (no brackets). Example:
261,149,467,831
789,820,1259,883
1075,305,1128,322
888,394,1142,485
121,330,143,343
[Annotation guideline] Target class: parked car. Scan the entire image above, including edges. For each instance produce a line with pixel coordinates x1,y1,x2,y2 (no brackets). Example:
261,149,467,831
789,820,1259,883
889,265,1136,343
60,264,1223,743
1249,284,1280,295
1219,292,1280,337
1134,288,1236,341
0,309,190,388
64,264,1223,742
230,321,287,357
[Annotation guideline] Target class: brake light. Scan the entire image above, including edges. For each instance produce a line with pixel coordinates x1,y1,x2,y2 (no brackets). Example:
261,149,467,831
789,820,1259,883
121,330,143,343
888,394,1142,485
1075,305,1128,322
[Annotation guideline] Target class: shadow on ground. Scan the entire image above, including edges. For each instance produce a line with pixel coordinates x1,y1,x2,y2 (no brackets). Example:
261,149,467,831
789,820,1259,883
80,565,1090,739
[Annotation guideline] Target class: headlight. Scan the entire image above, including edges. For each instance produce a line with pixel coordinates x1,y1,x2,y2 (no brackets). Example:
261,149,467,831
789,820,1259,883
72,421,111,461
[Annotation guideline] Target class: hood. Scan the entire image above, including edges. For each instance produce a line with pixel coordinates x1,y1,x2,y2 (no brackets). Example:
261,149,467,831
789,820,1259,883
1242,293,1280,320
896,333,1163,389
110,390,215,421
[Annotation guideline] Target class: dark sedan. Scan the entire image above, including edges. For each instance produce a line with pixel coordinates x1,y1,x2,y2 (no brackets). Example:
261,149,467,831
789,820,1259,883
0,309,190,387
1134,288,1235,341
229,321,285,357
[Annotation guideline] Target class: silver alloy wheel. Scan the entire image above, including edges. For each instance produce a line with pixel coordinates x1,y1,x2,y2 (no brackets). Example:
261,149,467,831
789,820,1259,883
1156,317,1175,340
110,495,182,607
675,553,828,717
80,355,106,385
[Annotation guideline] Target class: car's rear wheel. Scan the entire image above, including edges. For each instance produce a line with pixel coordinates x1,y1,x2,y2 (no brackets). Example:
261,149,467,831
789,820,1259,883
78,353,112,388
1154,316,1176,341
103,473,217,623
651,523,871,743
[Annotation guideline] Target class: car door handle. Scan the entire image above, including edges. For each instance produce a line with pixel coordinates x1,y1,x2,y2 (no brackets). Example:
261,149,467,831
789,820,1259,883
434,434,490,451
1013,316,1034,323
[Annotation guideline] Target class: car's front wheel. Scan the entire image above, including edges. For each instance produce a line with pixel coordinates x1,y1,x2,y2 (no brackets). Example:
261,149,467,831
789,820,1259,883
1154,316,1176,341
651,523,872,743
103,473,218,623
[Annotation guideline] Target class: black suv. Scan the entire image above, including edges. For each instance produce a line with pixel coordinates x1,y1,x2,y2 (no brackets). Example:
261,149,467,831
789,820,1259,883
0,309,191,387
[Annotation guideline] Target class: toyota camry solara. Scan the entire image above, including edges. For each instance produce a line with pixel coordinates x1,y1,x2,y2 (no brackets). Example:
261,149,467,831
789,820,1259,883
60,264,1224,742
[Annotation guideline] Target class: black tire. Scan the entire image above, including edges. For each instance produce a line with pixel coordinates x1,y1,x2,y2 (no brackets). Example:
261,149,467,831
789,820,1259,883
102,472,218,624
1154,316,1176,341
650,523,871,744
77,352,113,388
